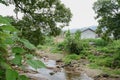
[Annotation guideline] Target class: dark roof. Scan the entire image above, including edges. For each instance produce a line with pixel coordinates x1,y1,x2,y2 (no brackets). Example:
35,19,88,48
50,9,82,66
81,28,96,33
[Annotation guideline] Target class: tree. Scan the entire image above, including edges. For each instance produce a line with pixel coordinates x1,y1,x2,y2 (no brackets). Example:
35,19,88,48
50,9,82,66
1,0,72,46
93,0,120,40
0,15,46,80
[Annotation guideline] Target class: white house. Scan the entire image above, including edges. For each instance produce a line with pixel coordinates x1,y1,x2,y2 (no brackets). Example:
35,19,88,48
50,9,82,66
81,28,98,39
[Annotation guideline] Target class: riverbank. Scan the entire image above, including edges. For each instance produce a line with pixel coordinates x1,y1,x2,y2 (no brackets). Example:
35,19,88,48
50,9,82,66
38,51,120,80
17,50,120,80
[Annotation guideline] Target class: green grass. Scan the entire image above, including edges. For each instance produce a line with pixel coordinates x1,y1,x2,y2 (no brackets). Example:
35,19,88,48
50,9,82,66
63,54,80,64
89,63,120,75
102,67,120,75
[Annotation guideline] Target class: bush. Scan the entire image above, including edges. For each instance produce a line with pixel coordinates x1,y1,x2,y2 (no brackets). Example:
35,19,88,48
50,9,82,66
108,40,120,49
65,37,83,55
112,51,120,68
85,40,120,69
88,39,108,47
44,36,54,45
57,41,66,50
57,30,89,55
57,37,88,55
97,57,113,67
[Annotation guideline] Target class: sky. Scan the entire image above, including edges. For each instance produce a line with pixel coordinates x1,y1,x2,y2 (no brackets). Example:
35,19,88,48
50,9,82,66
0,0,98,29
61,0,98,29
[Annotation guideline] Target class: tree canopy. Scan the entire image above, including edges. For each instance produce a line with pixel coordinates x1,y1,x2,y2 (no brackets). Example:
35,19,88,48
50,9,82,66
93,0,120,40
1,0,72,45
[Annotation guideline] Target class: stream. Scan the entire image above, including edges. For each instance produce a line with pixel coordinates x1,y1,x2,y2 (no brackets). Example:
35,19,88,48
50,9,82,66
26,58,94,80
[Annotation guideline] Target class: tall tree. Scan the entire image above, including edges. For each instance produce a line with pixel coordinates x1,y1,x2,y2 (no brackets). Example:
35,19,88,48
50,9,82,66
93,0,120,40
1,0,72,45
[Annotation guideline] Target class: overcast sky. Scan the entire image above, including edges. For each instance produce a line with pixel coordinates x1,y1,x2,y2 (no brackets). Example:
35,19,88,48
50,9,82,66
0,0,98,29
61,0,98,29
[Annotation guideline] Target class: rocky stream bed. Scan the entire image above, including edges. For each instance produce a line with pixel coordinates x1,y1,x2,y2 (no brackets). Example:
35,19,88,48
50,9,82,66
19,51,120,80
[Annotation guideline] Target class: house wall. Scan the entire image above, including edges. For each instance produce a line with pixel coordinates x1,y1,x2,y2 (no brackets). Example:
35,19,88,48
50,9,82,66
81,29,98,39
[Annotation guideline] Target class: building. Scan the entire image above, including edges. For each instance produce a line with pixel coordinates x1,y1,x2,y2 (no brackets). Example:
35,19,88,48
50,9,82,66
81,28,98,39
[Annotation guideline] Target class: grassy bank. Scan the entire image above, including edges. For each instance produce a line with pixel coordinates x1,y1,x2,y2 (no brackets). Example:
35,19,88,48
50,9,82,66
37,34,120,76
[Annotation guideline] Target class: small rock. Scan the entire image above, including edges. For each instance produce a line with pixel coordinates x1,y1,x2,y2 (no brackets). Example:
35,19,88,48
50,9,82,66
49,72,55,75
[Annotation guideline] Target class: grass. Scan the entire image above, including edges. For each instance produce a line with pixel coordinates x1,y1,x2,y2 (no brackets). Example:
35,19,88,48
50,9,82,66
37,36,120,76
103,68,120,75
88,54,120,76
89,63,120,75
63,54,80,64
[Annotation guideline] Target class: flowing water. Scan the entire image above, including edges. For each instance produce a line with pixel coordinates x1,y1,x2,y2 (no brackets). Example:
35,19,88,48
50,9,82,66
27,59,94,80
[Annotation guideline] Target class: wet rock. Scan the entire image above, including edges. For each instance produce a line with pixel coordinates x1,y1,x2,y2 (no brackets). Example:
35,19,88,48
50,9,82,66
102,74,109,77
49,72,55,75
56,59,62,63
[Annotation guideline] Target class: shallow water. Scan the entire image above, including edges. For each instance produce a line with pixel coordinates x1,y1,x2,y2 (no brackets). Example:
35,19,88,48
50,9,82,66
27,59,94,80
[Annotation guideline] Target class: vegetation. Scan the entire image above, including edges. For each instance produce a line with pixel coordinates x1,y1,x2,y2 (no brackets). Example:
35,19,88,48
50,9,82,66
63,54,80,64
38,35,120,75
0,0,72,79
0,0,120,79
93,0,120,40
57,30,89,55
5,0,72,46
0,1,72,79
0,15,47,80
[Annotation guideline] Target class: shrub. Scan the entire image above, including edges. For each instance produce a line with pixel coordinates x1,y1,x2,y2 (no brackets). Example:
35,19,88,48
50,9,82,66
57,30,89,55
57,41,66,50
112,51,120,68
108,40,120,49
96,57,113,67
63,54,80,64
90,39,108,47
65,37,83,55
44,36,54,45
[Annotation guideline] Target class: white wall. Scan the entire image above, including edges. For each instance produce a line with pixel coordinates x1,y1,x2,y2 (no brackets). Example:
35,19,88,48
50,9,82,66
81,29,98,39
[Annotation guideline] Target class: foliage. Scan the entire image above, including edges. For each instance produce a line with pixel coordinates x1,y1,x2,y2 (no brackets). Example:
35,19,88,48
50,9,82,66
94,39,108,46
44,36,54,45
12,47,25,54
27,60,46,69
6,69,29,80
88,40,120,68
37,35,64,53
89,63,120,75
6,69,18,80
87,39,108,46
0,15,46,80
57,41,66,51
11,55,22,66
93,0,120,40
108,40,120,49
57,30,89,55
65,37,83,55
19,39,36,49
4,0,72,46
63,54,80,64
112,50,120,68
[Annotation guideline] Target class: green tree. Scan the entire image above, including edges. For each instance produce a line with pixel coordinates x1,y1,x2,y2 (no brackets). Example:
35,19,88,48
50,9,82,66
1,0,72,46
93,0,120,40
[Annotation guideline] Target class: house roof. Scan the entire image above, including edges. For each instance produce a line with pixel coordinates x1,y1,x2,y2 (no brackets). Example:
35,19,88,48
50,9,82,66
81,28,96,33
